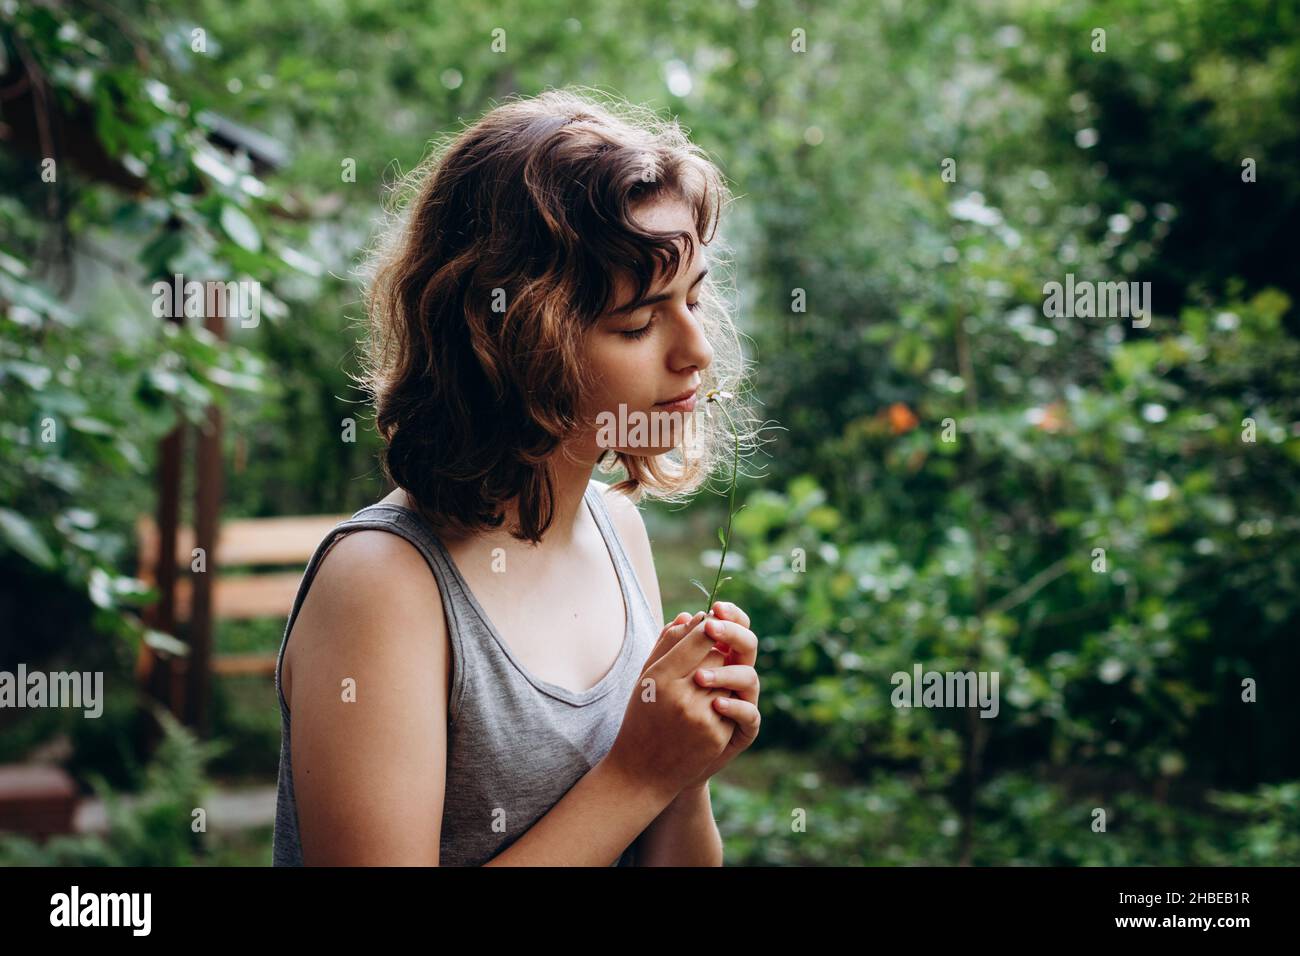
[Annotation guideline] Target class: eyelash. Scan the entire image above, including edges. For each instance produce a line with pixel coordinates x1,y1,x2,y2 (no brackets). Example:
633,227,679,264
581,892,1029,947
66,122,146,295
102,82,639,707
620,301,703,340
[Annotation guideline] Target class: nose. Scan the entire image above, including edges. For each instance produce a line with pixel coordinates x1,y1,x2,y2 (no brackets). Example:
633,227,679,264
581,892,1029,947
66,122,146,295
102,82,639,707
665,302,713,375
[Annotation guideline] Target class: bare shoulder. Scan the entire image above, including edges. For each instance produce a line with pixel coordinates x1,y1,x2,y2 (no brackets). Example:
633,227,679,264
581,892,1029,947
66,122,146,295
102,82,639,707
594,481,664,626
284,528,446,692
283,526,450,865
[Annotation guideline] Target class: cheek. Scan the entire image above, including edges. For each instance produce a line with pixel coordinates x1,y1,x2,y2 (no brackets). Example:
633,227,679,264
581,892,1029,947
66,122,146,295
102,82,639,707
588,341,655,405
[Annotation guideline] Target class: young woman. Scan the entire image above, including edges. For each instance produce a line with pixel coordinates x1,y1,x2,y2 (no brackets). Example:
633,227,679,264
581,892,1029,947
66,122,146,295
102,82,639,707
272,88,763,866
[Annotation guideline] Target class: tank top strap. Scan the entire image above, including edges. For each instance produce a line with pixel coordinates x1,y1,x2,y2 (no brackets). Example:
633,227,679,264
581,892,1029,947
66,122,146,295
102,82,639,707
583,479,656,624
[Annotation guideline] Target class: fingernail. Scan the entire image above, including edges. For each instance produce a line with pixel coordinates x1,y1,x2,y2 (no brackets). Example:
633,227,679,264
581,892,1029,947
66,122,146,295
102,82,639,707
706,619,722,636
715,697,729,709
698,669,714,684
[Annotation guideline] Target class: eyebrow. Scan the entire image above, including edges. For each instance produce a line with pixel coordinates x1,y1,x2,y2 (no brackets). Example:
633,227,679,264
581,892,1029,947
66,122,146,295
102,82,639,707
608,266,709,316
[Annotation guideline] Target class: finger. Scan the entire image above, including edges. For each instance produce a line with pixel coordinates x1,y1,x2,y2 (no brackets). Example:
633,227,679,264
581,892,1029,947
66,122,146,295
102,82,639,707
712,606,754,665
684,642,729,680
659,614,726,677
710,601,750,630
711,696,761,737
645,616,683,666
696,645,727,674
646,611,706,667
668,615,755,677
656,611,699,649
693,664,760,704
686,628,728,674
671,611,707,649
698,617,758,668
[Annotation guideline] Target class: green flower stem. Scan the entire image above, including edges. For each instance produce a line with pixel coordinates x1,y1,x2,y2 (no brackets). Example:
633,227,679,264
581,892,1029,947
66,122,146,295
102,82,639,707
703,397,740,615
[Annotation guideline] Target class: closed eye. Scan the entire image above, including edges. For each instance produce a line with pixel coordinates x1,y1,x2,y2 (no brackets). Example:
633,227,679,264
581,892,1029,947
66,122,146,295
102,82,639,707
619,320,654,341
619,301,702,341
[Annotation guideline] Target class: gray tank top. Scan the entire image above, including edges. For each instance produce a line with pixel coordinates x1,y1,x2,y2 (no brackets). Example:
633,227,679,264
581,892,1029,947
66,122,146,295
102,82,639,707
272,478,661,866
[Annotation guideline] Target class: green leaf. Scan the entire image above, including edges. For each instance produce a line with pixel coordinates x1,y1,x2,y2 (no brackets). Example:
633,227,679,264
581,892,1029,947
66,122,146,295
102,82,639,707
138,228,184,274
717,526,727,547
1,360,53,391
0,508,56,569
143,629,190,658
690,578,711,598
219,203,262,253
69,416,117,436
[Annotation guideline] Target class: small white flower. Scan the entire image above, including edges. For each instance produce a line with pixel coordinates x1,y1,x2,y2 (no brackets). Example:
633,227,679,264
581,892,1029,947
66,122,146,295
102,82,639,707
703,388,733,418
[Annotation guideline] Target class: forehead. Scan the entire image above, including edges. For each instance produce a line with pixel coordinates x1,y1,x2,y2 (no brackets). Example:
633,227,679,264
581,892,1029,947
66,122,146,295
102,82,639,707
614,198,704,292
630,196,698,236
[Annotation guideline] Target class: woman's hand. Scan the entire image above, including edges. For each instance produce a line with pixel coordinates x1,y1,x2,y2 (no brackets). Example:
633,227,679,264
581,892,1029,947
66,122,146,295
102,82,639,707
606,604,741,801
681,601,762,791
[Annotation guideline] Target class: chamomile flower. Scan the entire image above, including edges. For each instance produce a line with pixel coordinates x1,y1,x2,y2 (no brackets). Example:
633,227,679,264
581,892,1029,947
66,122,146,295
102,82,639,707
703,388,734,418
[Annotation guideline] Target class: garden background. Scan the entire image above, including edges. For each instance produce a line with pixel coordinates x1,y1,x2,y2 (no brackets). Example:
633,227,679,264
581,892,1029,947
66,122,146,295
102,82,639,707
1,0,1297,865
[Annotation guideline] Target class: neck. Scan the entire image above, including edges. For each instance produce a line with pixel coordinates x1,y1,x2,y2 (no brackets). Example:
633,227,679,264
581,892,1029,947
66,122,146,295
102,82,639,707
499,451,597,548
387,442,608,549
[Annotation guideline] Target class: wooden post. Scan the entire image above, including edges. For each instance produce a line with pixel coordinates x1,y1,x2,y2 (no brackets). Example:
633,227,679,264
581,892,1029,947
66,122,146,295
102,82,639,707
151,421,184,719
185,289,225,738
135,305,186,757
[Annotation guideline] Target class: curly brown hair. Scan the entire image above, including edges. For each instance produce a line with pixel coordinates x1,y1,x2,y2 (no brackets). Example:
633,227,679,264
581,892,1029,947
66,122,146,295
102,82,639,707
352,86,759,544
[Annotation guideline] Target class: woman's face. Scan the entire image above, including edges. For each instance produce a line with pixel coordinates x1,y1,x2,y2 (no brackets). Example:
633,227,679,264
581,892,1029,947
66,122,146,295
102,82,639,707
580,197,714,460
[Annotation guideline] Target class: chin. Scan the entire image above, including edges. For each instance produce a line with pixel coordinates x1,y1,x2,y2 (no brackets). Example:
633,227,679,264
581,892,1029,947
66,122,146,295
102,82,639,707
617,444,682,459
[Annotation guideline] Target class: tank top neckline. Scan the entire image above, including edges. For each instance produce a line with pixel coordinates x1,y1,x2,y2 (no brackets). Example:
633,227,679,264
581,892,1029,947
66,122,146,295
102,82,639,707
353,481,635,707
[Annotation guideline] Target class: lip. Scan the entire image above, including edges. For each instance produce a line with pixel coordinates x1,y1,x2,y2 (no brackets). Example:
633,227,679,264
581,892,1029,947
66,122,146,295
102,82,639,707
655,394,698,413
655,387,698,406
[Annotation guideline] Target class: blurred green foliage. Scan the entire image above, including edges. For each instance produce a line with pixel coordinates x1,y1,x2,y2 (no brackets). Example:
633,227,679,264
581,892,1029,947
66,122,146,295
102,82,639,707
0,709,227,865
1,0,1296,864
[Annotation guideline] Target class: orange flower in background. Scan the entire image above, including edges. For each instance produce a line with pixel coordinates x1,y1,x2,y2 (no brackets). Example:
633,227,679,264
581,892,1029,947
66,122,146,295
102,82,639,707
886,402,919,435
1034,401,1068,433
